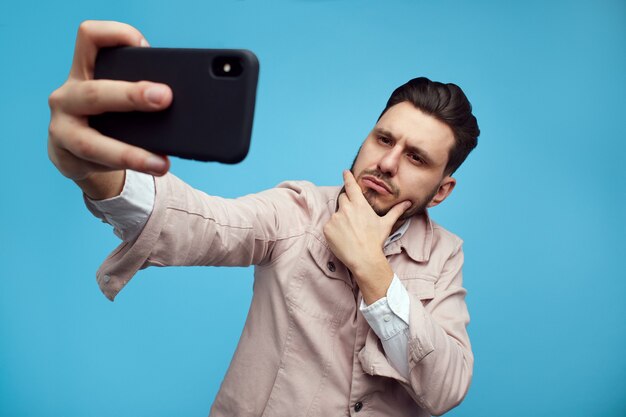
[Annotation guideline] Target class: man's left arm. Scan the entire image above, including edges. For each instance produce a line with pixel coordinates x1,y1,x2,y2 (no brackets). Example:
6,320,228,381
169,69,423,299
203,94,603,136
359,274,412,378
324,170,472,416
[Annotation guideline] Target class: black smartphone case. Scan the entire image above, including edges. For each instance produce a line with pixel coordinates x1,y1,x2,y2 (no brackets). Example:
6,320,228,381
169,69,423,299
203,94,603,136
89,47,259,163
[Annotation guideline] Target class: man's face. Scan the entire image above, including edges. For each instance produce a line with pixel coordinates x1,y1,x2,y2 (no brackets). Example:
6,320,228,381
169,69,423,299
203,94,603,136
351,102,457,220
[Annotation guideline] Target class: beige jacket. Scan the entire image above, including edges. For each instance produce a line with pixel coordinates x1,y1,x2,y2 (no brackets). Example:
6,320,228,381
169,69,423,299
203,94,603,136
95,173,473,417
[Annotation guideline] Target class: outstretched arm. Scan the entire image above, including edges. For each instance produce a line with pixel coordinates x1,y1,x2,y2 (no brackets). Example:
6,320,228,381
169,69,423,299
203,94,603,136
48,20,172,200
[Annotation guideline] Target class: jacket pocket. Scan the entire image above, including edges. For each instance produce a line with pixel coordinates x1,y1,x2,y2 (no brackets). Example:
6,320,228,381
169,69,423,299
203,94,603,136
399,275,436,303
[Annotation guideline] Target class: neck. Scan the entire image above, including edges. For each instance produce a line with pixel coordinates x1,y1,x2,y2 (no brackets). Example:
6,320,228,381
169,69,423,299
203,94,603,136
390,217,412,237
391,221,403,235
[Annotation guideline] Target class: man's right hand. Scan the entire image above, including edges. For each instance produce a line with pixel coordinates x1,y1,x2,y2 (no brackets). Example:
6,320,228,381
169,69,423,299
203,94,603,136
47,20,173,200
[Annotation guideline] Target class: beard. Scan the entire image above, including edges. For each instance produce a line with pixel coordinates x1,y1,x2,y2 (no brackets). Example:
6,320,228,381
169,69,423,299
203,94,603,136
362,186,436,220
349,150,437,220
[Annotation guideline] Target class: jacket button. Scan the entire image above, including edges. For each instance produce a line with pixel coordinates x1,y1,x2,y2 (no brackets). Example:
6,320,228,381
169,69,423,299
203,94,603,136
354,401,363,412
327,261,336,272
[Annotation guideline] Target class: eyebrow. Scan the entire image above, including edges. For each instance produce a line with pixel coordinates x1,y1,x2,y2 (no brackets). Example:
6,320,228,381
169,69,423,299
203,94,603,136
373,127,436,166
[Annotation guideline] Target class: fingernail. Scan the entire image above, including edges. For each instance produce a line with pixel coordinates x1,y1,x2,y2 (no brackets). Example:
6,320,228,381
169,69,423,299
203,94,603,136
140,38,150,47
146,155,167,173
145,86,166,104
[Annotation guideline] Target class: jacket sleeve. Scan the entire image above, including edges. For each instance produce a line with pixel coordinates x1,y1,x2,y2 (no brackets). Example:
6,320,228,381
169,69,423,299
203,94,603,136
95,172,313,301
358,240,473,416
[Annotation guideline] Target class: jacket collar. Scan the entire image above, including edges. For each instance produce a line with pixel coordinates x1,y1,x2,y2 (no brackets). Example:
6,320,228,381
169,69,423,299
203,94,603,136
392,210,433,263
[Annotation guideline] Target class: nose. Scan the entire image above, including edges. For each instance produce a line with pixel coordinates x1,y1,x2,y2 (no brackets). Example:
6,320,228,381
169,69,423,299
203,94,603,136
377,146,401,176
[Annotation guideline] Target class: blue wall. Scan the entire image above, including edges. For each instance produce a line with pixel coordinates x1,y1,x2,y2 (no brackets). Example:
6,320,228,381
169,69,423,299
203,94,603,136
1,1,624,416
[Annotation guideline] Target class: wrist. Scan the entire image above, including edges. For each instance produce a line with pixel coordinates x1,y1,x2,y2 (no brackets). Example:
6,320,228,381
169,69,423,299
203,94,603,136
76,170,126,200
352,252,394,305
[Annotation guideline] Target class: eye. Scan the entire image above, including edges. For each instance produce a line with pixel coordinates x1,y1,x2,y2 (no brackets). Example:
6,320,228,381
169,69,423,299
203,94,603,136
407,152,424,165
378,136,393,146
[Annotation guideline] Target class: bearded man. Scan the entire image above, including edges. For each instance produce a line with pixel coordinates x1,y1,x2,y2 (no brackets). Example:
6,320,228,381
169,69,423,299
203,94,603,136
48,20,480,417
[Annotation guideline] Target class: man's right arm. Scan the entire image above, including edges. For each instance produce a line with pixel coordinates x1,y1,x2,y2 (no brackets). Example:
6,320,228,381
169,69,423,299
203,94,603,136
48,20,173,199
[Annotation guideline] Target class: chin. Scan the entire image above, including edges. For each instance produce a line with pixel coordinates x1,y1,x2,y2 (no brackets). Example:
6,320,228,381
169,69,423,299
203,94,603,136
363,191,394,216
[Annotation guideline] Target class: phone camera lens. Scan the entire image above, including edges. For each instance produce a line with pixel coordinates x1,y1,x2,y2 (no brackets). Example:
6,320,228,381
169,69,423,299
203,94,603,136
212,56,243,78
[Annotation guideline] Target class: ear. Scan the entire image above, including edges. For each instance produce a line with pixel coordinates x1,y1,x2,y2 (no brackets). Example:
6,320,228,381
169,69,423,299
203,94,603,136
427,176,456,208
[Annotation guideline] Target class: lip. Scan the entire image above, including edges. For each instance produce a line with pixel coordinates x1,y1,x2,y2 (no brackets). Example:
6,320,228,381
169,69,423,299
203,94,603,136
361,175,392,195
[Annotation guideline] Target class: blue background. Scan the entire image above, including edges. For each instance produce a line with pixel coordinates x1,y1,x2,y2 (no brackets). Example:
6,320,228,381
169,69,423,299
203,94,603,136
1,0,625,416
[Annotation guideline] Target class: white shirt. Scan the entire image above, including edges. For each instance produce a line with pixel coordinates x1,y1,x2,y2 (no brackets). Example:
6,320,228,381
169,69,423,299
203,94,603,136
85,170,413,379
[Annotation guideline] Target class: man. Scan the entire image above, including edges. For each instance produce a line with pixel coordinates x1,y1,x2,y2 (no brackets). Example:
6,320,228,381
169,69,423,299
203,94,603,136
49,20,480,417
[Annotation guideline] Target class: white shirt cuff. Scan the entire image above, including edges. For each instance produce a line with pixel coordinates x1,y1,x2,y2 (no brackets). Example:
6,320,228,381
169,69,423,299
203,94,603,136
83,169,156,242
360,274,410,340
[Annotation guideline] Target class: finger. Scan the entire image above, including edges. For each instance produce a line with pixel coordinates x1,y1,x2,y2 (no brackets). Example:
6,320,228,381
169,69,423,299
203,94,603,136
50,145,124,176
337,192,349,210
56,116,169,175
383,200,412,227
61,79,172,115
343,169,365,202
70,20,148,81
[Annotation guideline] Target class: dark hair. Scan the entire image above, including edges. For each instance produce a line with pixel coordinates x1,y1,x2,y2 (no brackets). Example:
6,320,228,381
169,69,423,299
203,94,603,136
379,77,480,176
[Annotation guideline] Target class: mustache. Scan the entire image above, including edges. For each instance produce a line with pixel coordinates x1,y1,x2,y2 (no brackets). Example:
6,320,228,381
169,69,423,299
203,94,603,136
358,169,400,198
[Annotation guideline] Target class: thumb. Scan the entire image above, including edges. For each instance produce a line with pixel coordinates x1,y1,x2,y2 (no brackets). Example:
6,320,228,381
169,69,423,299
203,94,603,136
383,200,412,226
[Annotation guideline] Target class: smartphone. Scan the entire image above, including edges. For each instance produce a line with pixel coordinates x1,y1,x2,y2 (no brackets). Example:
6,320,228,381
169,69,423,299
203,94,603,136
88,47,259,163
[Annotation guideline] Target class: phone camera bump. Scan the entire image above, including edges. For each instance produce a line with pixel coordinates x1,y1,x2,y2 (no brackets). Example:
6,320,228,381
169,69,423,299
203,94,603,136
212,56,243,78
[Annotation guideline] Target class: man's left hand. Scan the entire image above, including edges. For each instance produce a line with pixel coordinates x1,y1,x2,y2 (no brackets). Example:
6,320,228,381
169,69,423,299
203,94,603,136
323,170,411,304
